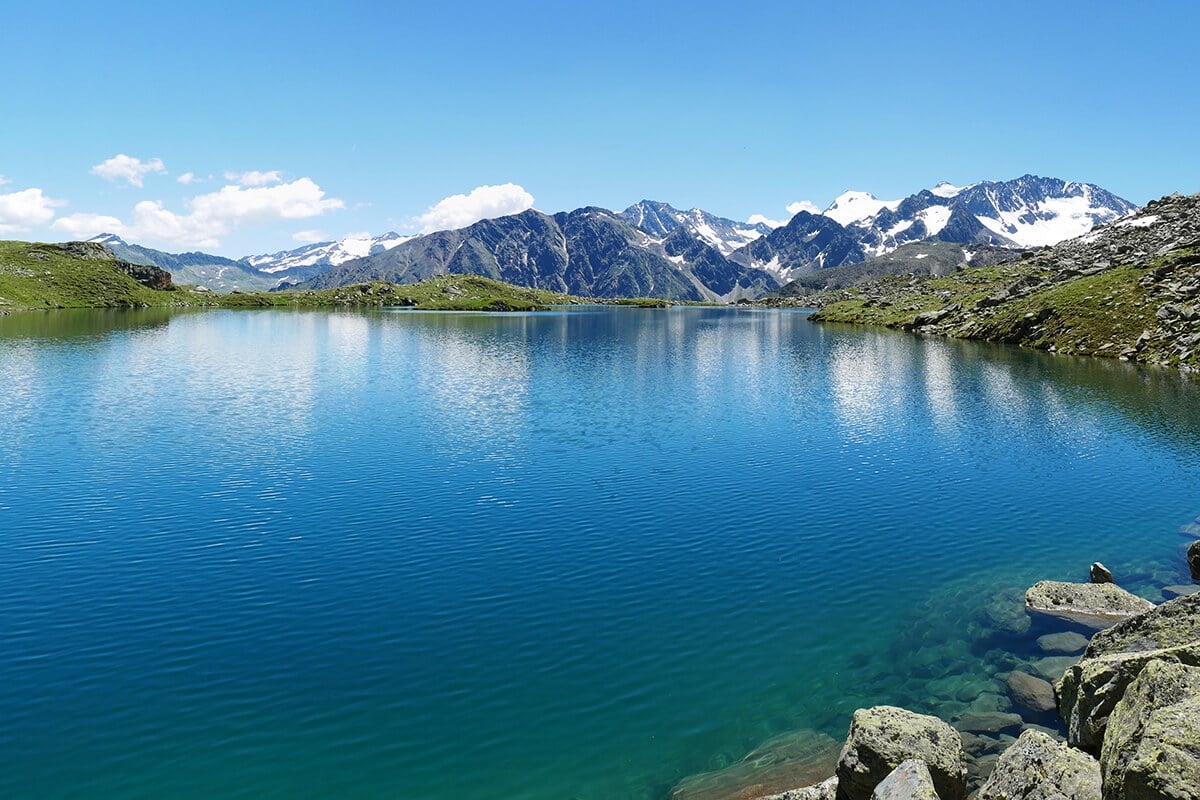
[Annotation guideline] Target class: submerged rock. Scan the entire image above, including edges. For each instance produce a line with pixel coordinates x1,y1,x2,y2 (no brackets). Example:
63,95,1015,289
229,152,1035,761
1100,659,1200,800
1006,671,1057,714
1090,562,1114,584
1037,631,1090,655
984,589,1032,634
953,712,1023,736
669,730,841,800
869,759,939,800
1058,593,1200,751
1025,580,1154,630
835,706,966,800
976,729,1100,800
1163,584,1200,600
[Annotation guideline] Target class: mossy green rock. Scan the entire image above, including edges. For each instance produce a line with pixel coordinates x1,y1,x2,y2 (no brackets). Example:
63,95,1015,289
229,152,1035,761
1025,581,1155,631
1058,594,1200,752
976,729,1100,800
1100,660,1200,800
836,706,966,800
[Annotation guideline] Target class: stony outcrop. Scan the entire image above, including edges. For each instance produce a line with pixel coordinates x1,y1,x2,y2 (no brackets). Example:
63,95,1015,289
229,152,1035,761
976,729,1101,800
759,776,838,800
835,706,966,800
1058,594,1200,751
869,760,939,800
1006,671,1057,714
1025,581,1155,630
669,730,841,800
1100,659,1200,800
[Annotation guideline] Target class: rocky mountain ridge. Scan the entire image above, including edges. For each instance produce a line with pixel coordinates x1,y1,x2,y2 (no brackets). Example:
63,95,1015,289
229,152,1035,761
806,192,1200,372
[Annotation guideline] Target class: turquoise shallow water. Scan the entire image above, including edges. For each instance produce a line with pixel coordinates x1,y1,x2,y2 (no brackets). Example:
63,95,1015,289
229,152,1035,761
1,306,1199,799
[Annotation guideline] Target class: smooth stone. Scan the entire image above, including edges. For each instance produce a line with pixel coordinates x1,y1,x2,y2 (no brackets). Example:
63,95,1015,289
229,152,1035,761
669,730,841,800
977,729,1101,800
836,706,967,800
1058,593,1200,751
869,759,939,800
1090,562,1114,583
1029,656,1080,683
1037,631,1090,655
1025,580,1155,630
953,712,1023,736
1006,672,1057,714
1100,659,1200,800
968,692,1011,714
983,589,1031,635
1163,584,1200,600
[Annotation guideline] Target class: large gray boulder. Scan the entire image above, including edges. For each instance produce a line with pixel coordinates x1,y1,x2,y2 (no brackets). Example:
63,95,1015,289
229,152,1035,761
1100,659,1200,800
1025,580,1155,630
1057,594,1200,751
835,706,966,800
870,760,938,800
976,729,1100,800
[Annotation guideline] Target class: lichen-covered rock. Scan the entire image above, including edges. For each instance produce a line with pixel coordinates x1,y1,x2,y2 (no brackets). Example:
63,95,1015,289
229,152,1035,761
1057,594,1200,752
1025,580,1155,630
1100,660,1200,800
1006,671,1057,714
976,729,1100,800
1189,540,1200,581
669,730,841,800
1091,562,1114,584
759,776,838,800
1037,631,1090,655
836,706,966,800
869,760,938,800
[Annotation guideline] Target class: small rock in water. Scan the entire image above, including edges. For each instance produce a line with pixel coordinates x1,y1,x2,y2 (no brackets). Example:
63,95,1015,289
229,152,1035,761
1163,584,1200,600
1036,631,1090,655
1006,671,1057,713
1029,656,1080,683
983,589,1031,634
953,712,1024,736
1189,540,1200,580
1089,562,1114,583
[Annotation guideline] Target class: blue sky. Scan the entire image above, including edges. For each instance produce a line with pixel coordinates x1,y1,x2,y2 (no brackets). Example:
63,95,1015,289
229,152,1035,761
2,0,1197,256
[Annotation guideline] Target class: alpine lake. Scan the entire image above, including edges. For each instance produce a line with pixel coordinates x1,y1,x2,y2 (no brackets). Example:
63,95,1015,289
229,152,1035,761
2,305,1199,799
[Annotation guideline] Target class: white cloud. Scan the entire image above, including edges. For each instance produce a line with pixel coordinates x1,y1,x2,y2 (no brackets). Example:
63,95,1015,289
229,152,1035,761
177,172,197,185
292,229,327,243
787,200,821,215
225,170,283,187
416,183,534,233
748,200,821,229
0,175,10,186
90,154,166,187
53,177,344,250
0,188,65,233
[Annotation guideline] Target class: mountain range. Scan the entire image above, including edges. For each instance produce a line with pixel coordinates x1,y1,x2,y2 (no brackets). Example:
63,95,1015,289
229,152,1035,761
86,175,1139,300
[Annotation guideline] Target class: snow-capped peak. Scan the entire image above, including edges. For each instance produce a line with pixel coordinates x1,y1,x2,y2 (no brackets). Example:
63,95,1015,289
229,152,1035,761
244,231,415,273
823,191,902,226
928,181,975,199
88,232,128,247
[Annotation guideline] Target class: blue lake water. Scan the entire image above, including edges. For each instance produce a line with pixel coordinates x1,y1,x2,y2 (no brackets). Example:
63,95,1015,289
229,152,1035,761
1,306,1199,799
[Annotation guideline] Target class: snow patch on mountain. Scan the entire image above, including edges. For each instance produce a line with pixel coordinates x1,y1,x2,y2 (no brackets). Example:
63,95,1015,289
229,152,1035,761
244,231,414,273
974,193,1126,247
823,191,902,226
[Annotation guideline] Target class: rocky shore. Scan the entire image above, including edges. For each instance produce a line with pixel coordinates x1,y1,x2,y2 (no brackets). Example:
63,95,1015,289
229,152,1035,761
668,525,1200,800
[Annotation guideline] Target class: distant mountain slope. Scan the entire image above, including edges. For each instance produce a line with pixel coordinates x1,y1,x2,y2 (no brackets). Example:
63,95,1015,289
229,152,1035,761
88,233,282,293
300,207,776,301
241,231,413,281
620,200,771,256
730,211,868,281
808,192,1200,371
767,241,1023,297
